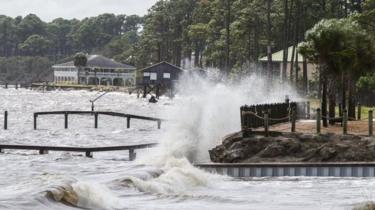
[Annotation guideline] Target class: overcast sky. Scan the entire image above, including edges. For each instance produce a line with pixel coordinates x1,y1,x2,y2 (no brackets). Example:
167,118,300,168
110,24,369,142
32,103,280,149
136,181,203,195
0,0,158,22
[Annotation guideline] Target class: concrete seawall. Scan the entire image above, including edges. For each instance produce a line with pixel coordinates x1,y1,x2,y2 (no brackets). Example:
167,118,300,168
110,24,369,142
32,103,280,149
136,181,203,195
195,162,375,177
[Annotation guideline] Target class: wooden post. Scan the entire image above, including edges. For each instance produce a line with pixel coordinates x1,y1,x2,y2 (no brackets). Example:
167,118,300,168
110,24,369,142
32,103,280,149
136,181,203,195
264,111,269,137
15,84,18,89
358,103,361,120
156,85,160,99
34,113,37,130
157,120,161,129
129,149,136,161
4,111,7,130
316,108,321,134
5,83,8,89
94,113,98,128
339,103,343,117
291,108,296,132
91,102,94,112
85,151,93,158
143,85,147,98
369,110,373,136
343,109,348,135
64,112,68,129
39,149,48,155
285,95,290,105
127,117,130,128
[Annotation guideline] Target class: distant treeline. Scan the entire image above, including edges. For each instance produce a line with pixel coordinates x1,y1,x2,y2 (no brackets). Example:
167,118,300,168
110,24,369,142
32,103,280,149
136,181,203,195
0,56,52,82
0,13,142,63
0,0,369,80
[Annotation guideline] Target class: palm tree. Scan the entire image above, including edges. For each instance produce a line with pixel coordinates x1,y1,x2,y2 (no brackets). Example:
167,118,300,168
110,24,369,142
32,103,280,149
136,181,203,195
73,52,87,85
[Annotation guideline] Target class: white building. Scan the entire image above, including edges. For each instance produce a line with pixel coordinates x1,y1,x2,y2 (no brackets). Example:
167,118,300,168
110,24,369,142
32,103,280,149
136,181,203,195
53,55,136,86
259,45,317,81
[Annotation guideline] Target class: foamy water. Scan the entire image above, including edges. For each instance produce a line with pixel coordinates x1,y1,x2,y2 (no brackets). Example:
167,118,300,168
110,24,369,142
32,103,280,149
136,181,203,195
0,78,374,210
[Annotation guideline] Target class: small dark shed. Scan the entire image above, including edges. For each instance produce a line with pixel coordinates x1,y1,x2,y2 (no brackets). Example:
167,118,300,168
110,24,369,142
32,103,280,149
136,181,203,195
141,61,184,86
139,61,184,98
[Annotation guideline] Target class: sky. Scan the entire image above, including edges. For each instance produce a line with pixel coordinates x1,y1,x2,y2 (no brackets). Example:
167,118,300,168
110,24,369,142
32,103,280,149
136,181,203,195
0,0,158,22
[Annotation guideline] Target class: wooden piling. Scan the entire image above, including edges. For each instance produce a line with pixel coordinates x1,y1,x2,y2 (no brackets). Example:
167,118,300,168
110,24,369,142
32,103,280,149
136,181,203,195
129,149,136,161
316,108,321,134
157,120,161,129
156,86,160,99
127,117,130,128
343,109,348,135
94,113,98,128
285,95,290,104
39,149,48,155
369,110,373,136
85,151,93,158
5,83,8,89
4,111,7,130
64,112,68,129
143,85,147,98
34,113,37,130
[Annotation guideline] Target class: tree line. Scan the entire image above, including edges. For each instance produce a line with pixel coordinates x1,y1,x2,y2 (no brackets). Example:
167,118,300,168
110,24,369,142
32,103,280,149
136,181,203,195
299,0,375,126
0,13,143,63
137,0,364,72
0,0,373,86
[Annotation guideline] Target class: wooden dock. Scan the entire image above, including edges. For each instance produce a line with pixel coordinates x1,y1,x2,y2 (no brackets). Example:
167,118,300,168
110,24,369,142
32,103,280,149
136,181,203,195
34,111,163,130
0,143,157,160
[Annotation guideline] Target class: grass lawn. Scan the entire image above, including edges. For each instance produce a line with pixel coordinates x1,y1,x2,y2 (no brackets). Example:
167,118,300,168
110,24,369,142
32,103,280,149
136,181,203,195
308,98,375,119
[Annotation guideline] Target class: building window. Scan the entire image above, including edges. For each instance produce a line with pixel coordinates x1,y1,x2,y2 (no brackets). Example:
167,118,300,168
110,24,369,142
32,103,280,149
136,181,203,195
163,73,171,79
144,72,150,77
150,73,157,80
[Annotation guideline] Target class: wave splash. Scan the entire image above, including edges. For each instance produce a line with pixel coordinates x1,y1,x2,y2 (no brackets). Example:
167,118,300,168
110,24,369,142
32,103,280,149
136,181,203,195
46,182,119,210
46,73,298,206
130,73,298,195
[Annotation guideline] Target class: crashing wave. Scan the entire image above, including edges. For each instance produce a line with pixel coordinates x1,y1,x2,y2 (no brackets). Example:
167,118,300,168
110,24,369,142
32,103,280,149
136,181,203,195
46,181,119,210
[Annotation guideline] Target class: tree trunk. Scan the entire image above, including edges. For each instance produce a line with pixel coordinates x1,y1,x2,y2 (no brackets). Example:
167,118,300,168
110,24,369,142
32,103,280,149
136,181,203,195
77,67,81,85
294,0,300,86
281,0,289,82
194,45,200,67
303,57,308,95
225,0,231,74
295,48,299,86
328,79,336,125
341,73,346,116
266,0,273,82
290,44,295,82
254,16,260,73
322,77,328,127
348,79,356,120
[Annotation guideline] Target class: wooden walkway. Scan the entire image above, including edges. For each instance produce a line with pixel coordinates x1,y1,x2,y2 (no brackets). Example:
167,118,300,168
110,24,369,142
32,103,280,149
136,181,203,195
34,111,163,130
0,143,157,160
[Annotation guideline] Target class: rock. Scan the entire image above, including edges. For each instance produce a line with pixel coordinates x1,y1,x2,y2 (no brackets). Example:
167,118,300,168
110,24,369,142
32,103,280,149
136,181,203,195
318,145,337,161
210,131,375,163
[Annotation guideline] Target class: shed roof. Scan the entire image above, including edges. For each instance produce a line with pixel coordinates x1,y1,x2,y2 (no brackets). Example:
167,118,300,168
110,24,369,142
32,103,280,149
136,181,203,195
140,61,184,72
52,55,136,69
259,44,304,62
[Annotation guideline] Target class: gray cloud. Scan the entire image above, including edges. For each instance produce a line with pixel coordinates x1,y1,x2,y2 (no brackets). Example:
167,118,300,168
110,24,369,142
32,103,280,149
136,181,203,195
0,0,158,22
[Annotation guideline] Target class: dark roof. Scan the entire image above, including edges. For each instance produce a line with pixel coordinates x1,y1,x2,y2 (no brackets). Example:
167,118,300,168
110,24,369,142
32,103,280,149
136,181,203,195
52,55,136,69
140,61,184,72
